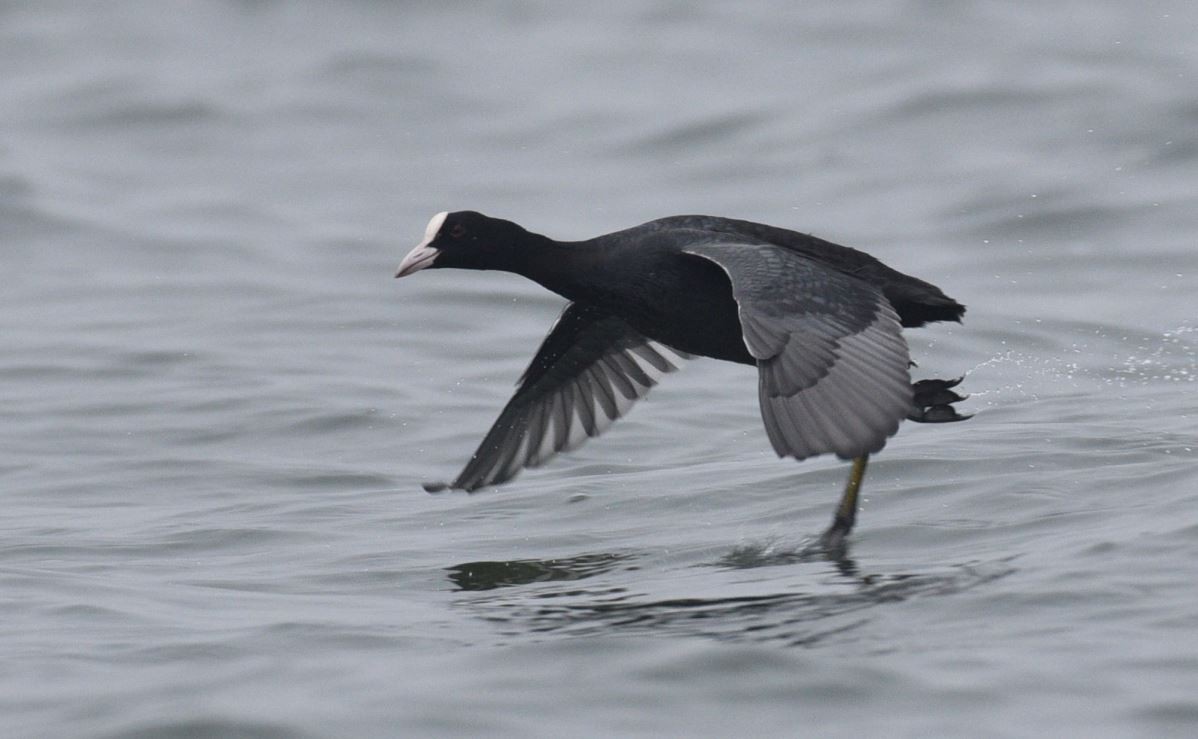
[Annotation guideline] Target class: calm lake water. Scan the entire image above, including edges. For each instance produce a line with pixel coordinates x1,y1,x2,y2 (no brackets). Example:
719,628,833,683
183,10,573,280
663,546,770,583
3,1,1197,737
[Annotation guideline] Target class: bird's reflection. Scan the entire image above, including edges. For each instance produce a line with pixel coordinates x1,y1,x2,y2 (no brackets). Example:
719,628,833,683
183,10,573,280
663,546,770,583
449,540,857,593
448,543,1014,646
447,552,633,591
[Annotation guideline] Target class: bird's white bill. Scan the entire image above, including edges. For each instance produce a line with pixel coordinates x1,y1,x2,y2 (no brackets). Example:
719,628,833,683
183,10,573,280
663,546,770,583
395,242,440,278
396,211,448,278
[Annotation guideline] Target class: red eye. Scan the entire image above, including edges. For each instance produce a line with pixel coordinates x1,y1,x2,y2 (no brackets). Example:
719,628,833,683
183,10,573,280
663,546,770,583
449,224,466,239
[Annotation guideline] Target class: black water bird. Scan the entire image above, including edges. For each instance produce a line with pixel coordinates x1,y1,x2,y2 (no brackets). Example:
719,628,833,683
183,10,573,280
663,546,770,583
395,211,970,547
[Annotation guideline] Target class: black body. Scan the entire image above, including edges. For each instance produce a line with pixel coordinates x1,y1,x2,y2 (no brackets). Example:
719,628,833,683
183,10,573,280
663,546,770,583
396,211,967,494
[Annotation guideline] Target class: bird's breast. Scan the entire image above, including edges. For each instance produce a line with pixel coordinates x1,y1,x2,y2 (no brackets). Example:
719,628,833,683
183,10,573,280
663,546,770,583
618,255,755,366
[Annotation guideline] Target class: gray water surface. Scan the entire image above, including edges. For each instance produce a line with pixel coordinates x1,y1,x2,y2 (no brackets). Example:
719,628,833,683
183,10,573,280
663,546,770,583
3,2,1197,737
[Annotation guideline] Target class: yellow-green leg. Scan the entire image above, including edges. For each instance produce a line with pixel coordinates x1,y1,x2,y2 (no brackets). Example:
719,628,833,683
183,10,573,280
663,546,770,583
820,455,869,550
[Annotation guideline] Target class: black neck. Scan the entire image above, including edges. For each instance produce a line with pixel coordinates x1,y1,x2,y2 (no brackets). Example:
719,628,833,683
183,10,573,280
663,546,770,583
513,233,603,303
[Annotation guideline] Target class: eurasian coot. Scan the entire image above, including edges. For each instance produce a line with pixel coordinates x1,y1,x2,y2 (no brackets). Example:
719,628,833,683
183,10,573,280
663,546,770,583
395,211,969,547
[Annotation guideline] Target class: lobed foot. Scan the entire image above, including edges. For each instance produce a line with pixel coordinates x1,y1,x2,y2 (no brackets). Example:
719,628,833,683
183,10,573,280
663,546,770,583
908,376,973,423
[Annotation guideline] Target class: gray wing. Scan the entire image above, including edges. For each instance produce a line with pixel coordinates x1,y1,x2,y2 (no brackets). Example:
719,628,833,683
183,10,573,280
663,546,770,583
685,242,913,461
426,302,689,492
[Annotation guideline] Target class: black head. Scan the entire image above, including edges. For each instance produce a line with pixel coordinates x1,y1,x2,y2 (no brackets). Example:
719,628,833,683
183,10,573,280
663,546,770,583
395,210,531,278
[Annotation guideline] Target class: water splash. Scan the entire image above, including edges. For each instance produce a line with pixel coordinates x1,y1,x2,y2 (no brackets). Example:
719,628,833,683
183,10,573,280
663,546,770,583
966,321,1197,405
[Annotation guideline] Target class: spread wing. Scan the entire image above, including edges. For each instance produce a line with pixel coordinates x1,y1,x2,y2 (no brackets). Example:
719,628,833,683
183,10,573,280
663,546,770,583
425,302,689,492
684,242,913,461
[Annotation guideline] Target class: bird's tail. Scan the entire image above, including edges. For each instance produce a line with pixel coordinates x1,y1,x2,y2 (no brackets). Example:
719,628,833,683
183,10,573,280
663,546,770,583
907,376,972,423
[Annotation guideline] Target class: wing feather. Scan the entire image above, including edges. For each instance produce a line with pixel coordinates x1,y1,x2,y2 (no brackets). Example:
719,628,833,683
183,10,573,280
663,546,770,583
685,242,913,461
426,302,689,492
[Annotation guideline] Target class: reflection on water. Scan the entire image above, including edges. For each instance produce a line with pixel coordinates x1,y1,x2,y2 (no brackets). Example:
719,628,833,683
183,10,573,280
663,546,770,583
447,552,635,591
452,549,1015,647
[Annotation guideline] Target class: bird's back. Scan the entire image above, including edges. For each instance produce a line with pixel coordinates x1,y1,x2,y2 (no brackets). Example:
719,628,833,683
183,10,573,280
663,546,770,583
639,215,965,328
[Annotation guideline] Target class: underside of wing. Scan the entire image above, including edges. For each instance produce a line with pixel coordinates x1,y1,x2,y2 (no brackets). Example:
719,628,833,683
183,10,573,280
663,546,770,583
426,303,689,492
684,242,913,461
